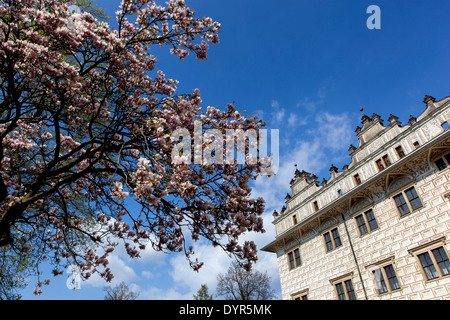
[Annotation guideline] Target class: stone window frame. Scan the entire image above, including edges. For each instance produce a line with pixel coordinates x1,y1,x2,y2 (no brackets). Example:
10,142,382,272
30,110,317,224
354,208,379,237
408,237,450,282
323,227,342,253
375,153,392,172
286,247,302,270
365,256,401,296
329,272,357,300
431,151,450,172
353,173,362,186
395,144,406,159
291,288,309,300
312,200,319,212
392,185,424,218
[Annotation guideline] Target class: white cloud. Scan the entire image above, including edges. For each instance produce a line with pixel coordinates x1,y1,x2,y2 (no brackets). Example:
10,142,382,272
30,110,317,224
139,286,192,300
168,244,231,296
84,253,138,288
141,270,156,280
271,100,280,109
313,112,354,152
287,113,298,127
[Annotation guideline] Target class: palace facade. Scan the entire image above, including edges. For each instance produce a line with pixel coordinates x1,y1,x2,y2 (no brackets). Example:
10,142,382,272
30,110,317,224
262,95,450,300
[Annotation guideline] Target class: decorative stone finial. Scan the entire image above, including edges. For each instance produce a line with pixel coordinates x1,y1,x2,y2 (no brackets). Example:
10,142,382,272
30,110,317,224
388,114,399,123
272,210,279,218
423,95,436,105
329,164,338,173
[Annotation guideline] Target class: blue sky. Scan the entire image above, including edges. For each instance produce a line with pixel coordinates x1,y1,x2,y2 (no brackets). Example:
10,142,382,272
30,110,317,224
20,0,450,299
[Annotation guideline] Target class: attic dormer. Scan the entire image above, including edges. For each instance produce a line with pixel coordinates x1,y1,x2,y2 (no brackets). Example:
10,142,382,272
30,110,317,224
355,111,386,147
290,168,312,195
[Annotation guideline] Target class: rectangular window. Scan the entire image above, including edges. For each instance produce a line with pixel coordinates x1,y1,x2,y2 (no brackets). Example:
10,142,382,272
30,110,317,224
365,209,379,231
376,159,384,171
292,289,309,300
431,247,450,276
287,248,301,270
394,193,410,216
324,232,333,252
344,280,356,300
435,158,447,171
410,240,450,282
331,228,342,248
324,228,342,251
294,248,301,267
353,174,361,186
384,265,401,291
404,187,423,211
355,209,378,236
445,153,450,164
288,251,295,270
335,283,346,300
356,214,368,235
312,201,319,212
418,252,439,280
393,186,423,217
382,154,391,167
395,146,405,159
376,154,392,171
373,264,400,294
442,121,450,130
334,279,356,300
373,269,388,294
293,215,298,225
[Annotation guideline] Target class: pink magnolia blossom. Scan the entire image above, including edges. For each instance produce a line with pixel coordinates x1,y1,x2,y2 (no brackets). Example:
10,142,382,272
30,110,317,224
0,0,271,292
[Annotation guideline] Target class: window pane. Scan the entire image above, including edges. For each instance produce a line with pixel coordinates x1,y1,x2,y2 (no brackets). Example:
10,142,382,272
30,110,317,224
332,228,342,247
365,209,379,231
313,201,319,212
418,252,439,280
384,265,401,290
432,247,450,276
396,146,405,159
435,158,447,171
394,193,410,216
294,249,301,267
376,159,384,171
324,233,333,251
344,279,356,300
373,269,388,294
356,215,368,235
382,155,391,167
336,283,346,300
445,153,450,164
405,187,423,211
301,295,308,300
288,252,295,269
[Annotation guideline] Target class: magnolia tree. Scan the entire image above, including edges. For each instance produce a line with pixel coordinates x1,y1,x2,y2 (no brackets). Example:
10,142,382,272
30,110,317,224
0,0,273,294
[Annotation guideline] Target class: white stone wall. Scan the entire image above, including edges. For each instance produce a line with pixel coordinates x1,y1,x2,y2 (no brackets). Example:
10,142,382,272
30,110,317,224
274,97,450,238
278,167,450,299
270,96,450,300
